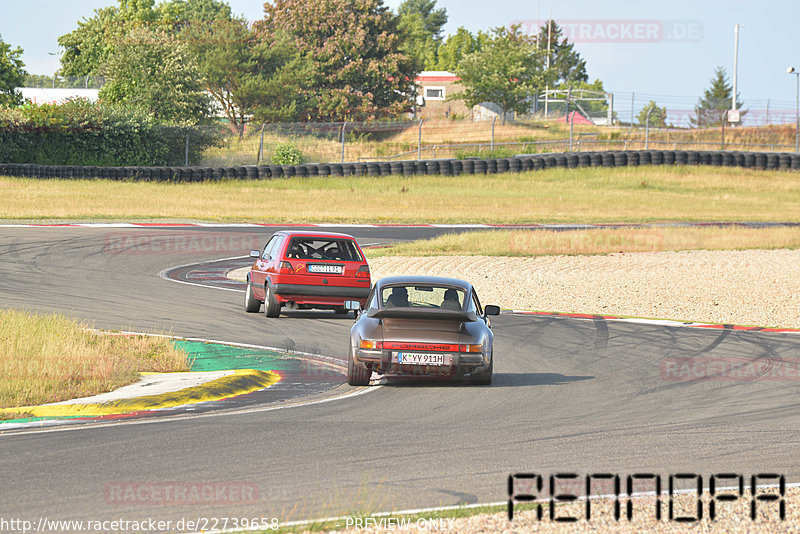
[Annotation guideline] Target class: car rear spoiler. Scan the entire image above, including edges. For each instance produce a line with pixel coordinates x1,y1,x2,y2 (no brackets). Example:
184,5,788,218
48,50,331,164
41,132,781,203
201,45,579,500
368,308,476,322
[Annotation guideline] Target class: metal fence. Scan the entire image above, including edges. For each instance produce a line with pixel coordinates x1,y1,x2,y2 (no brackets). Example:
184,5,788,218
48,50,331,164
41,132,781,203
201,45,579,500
190,116,799,167
21,75,106,89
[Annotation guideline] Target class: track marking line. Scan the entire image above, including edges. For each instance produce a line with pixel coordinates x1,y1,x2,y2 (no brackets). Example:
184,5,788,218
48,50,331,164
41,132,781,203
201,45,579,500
511,310,800,335
0,369,280,419
198,482,800,533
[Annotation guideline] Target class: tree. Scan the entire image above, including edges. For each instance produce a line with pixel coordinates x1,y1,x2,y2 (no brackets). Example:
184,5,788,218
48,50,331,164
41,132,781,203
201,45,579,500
154,0,232,30
185,19,310,134
397,11,438,71
638,100,667,127
99,27,211,123
0,34,26,107
58,0,233,76
397,0,447,41
435,27,479,71
260,0,414,121
58,3,153,76
691,66,744,127
534,20,587,85
453,25,550,124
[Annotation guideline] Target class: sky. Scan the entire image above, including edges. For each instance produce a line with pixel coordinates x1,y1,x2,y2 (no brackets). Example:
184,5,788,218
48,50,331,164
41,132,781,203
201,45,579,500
2,0,799,120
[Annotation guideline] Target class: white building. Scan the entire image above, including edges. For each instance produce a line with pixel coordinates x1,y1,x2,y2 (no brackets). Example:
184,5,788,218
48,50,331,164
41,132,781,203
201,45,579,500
18,88,100,105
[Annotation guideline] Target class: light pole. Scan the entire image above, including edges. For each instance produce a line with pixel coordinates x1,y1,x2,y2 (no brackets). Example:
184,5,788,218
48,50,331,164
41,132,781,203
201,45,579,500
789,67,799,152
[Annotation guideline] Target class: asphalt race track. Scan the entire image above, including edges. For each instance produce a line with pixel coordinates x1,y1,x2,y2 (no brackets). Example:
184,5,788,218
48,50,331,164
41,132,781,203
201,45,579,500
1,226,800,526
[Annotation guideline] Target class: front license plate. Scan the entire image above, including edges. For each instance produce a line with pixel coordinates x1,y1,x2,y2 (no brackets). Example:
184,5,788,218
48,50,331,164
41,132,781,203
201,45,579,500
395,352,446,366
308,264,343,274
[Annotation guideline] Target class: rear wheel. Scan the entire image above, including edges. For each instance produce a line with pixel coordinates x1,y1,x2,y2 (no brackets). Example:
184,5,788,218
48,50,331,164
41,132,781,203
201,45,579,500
264,283,281,318
347,343,370,386
244,280,261,313
469,354,493,385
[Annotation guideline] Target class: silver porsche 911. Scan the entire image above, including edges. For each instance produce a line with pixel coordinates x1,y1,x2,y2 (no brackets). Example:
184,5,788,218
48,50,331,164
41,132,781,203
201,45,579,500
344,276,500,386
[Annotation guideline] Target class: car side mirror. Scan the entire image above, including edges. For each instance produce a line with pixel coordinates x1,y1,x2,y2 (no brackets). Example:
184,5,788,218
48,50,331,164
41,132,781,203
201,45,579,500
484,305,500,316
344,300,362,312
250,250,260,259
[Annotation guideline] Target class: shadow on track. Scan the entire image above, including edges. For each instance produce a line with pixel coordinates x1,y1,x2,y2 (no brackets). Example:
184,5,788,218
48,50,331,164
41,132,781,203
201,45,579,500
378,372,593,388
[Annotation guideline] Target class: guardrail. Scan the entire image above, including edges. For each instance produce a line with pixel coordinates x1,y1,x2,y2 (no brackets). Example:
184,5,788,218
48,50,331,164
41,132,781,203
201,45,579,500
1,150,799,182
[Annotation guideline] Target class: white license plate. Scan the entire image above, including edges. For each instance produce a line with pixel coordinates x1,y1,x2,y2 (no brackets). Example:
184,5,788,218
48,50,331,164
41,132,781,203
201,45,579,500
395,352,446,366
308,264,343,274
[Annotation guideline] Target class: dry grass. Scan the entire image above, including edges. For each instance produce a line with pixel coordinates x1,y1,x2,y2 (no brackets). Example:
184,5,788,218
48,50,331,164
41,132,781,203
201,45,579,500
200,119,798,166
201,119,607,165
621,124,797,150
366,227,800,257
0,309,189,410
1,166,798,224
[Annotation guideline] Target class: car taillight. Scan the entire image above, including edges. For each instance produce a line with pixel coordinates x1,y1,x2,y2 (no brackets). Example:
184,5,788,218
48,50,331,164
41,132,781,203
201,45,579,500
359,339,382,350
356,265,370,278
278,261,294,274
459,344,483,353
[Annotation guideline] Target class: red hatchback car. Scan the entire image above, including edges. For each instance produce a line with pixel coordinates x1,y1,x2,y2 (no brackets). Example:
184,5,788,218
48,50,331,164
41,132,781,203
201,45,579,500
244,231,371,317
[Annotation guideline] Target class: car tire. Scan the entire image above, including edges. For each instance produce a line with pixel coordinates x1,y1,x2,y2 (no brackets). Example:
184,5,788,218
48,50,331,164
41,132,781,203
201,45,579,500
347,343,370,386
469,354,493,385
244,280,262,313
264,283,281,318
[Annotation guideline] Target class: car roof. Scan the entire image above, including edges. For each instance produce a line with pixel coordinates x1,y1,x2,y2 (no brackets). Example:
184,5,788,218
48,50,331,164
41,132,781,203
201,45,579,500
375,275,473,291
276,230,358,240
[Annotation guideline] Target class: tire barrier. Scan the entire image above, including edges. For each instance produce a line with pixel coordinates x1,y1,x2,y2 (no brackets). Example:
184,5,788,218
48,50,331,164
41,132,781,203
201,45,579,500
650,151,664,165
2,150,799,182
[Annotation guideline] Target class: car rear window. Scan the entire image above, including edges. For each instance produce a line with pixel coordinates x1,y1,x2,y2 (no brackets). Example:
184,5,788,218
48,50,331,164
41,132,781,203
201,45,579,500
381,285,465,310
285,238,364,262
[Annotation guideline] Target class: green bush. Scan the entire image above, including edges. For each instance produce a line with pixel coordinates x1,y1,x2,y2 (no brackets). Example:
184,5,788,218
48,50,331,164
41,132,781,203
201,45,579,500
271,143,304,165
0,99,223,166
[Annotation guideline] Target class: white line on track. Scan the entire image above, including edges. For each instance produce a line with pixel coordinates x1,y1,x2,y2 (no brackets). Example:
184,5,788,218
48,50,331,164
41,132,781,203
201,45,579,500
156,255,249,293
198,482,800,534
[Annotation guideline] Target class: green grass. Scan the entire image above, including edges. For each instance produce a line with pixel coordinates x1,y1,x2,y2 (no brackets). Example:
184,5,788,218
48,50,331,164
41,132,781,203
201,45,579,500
1,165,798,223
270,502,543,533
